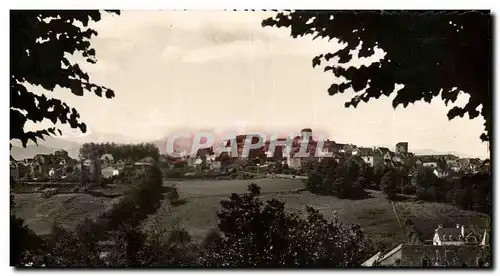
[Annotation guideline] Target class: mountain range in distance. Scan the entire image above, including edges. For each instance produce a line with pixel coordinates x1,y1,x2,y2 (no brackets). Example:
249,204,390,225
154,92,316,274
9,131,482,160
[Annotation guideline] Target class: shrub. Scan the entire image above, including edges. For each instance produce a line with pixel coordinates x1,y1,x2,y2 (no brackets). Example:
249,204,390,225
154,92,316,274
10,214,44,267
380,170,398,200
201,184,374,268
306,170,323,193
201,229,222,249
402,184,417,195
167,229,192,244
416,187,436,202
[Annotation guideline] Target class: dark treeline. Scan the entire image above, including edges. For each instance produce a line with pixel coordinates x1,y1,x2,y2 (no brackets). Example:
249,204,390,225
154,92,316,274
306,157,372,200
305,157,492,215
79,142,160,162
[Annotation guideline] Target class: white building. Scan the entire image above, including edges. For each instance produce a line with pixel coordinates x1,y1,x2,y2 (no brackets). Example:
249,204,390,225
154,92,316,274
433,224,465,246
286,157,301,170
423,162,438,169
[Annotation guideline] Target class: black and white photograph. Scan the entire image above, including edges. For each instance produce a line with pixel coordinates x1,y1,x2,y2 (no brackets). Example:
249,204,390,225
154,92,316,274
9,6,493,268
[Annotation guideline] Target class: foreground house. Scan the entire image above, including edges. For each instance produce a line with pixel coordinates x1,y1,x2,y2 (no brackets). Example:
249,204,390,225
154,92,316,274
365,244,488,267
363,224,490,267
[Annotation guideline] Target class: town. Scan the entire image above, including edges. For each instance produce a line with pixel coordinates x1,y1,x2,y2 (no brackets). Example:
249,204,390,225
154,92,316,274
10,128,490,183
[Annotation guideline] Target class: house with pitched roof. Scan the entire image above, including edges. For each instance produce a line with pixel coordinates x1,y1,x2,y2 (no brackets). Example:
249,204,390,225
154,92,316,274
373,147,393,167
363,224,490,267
354,147,374,166
100,153,115,168
433,224,466,245
415,155,439,169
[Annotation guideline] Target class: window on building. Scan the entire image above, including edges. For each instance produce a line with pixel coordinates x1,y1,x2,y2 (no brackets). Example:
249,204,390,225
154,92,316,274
421,256,431,267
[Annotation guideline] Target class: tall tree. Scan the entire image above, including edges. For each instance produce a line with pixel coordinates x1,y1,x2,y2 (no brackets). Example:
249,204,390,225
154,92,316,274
415,166,438,190
380,169,398,200
11,10,120,148
263,11,492,151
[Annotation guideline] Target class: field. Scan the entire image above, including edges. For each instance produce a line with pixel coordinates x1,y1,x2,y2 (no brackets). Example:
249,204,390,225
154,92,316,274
144,178,491,250
143,179,406,249
13,193,123,235
395,201,490,240
13,178,490,251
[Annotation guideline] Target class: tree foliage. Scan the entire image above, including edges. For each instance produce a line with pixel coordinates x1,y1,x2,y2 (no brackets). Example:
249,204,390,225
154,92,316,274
262,11,492,144
11,10,120,148
415,167,438,189
79,142,160,162
380,169,398,199
202,184,373,267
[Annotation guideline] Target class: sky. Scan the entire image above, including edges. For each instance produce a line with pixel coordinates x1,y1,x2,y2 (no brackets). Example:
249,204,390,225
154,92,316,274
27,10,488,158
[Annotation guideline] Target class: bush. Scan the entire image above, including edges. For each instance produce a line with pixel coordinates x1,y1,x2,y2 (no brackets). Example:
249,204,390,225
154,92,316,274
201,184,374,268
307,170,323,193
416,187,436,202
380,170,398,200
164,169,184,179
167,229,192,244
93,166,165,235
10,214,44,267
402,184,417,195
201,229,222,249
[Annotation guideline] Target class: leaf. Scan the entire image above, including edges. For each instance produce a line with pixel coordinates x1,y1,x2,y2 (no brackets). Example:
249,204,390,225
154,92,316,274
261,10,491,143
105,89,115,99
312,55,322,68
10,11,118,146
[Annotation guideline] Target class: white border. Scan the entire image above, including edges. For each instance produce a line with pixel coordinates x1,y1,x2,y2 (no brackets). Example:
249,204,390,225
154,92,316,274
3,1,499,275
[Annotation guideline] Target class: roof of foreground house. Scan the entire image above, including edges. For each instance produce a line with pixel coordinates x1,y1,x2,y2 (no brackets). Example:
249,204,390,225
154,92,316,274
361,252,382,267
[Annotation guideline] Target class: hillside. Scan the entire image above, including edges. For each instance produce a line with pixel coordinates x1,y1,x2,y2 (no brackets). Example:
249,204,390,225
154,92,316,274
143,179,490,251
395,201,490,240
13,178,490,250
13,193,123,235
144,179,406,249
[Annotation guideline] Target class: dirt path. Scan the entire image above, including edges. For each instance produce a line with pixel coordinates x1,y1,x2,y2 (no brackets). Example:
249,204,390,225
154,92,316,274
391,201,407,241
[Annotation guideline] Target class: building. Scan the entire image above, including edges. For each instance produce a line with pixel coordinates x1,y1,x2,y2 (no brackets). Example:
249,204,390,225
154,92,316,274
433,168,449,179
134,156,155,167
230,134,265,160
373,147,393,167
28,150,77,179
210,160,221,171
54,149,69,159
396,142,409,154
416,156,439,169
100,153,115,168
423,161,438,169
433,224,465,245
363,224,490,267
286,156,302,170
355,147,374,167
115,160,126,170
101,166,120,179
366,244,488,267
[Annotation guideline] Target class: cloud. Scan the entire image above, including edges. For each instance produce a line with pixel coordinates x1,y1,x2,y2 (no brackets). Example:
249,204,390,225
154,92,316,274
94,10,336,66
160,45,182,61
181,40,267,63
